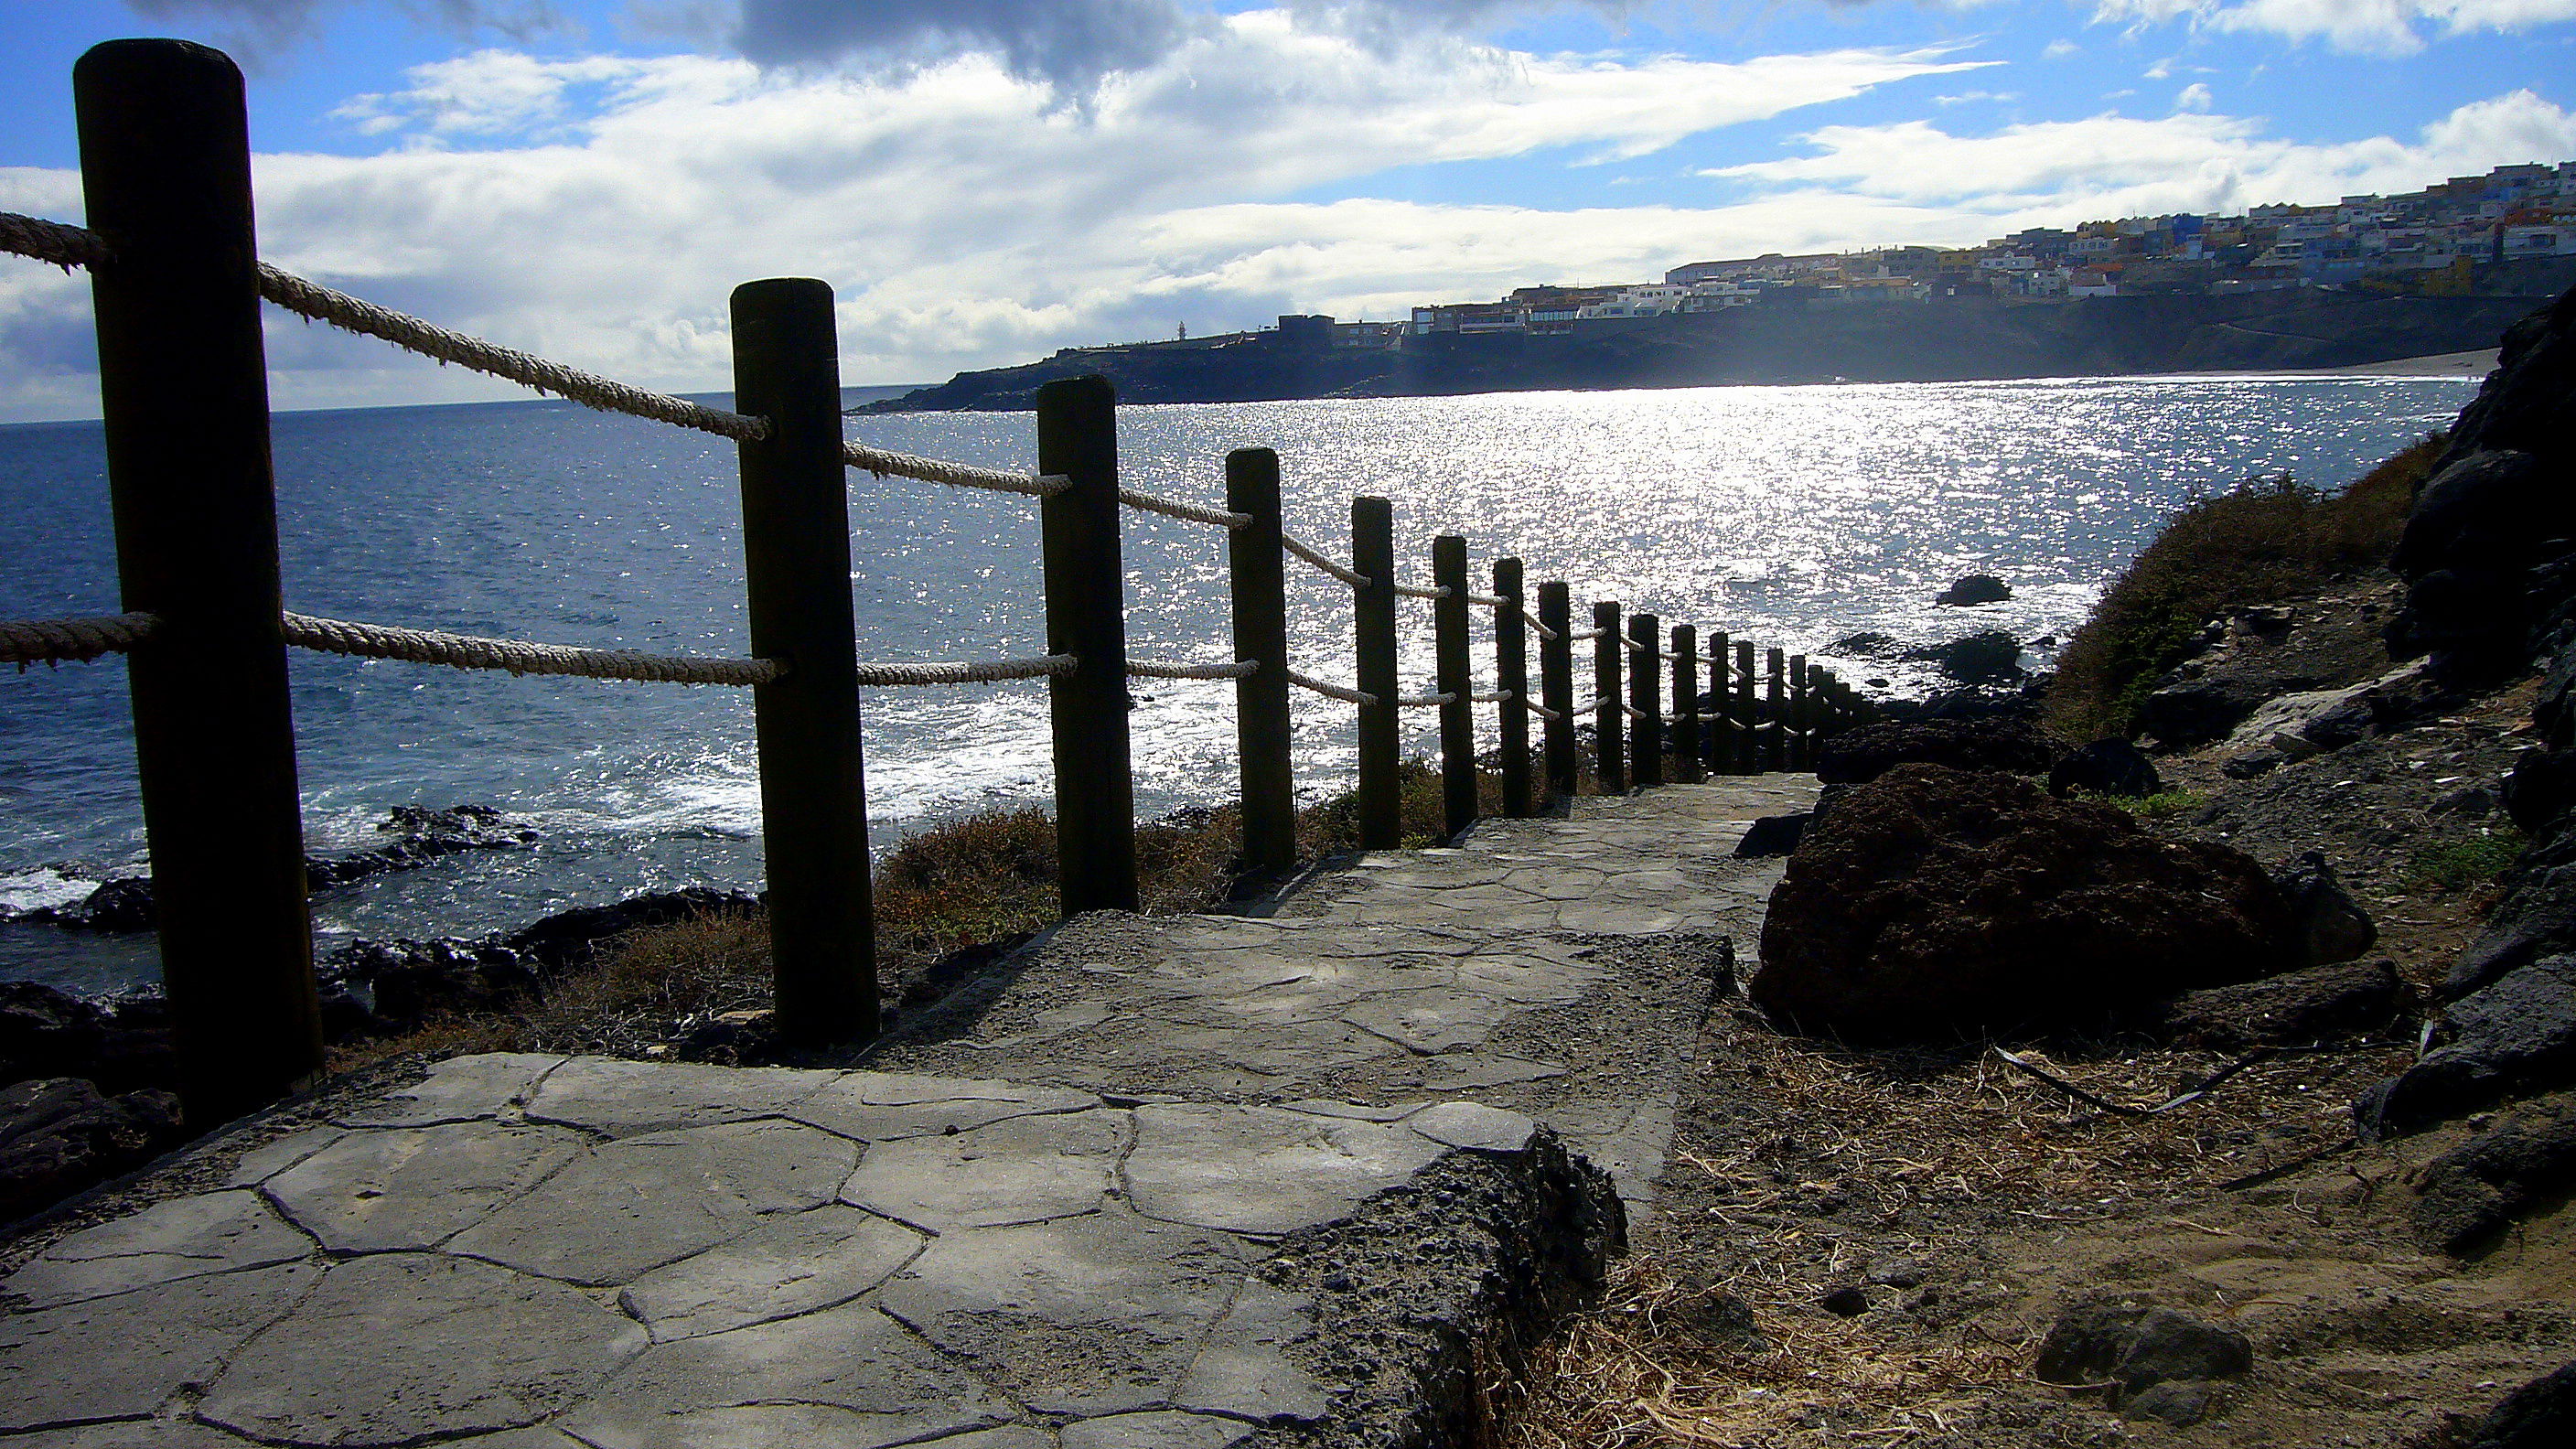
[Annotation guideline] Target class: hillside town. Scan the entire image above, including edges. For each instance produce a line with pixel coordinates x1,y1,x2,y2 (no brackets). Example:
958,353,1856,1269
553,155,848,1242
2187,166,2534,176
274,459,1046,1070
1358,159,2575,338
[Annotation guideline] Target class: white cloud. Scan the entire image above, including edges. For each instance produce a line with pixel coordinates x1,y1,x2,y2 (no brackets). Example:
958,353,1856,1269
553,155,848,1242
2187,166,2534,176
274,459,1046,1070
0,21,1991,418
1705,88,2576,221
2174,80,2212,109
2042,38,2081,57
2092,0,2576,55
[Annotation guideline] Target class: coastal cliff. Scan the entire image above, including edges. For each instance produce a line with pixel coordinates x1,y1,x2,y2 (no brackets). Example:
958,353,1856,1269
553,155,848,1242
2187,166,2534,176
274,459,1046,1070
863,289,2546,413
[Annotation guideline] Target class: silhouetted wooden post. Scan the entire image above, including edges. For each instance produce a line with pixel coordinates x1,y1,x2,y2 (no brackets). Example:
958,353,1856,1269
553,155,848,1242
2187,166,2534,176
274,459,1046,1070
1671,625,1701,784
1433,536,1475,840
1594,602,1624,792
1038,376,1137,913
1227,448,1294,877
733,278,877,1046
1353,497,1401,848
1766,647,1787,772
1734,639,1758,775
1788,654,1812,769
1702,629,1730,776
77,38,322,1125
1495,558,1532,817
1539,582,1576,802
1628,612,1662,789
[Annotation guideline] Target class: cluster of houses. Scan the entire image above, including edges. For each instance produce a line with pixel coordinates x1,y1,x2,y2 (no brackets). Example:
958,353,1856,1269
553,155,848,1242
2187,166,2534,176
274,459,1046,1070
1396,160,2576,337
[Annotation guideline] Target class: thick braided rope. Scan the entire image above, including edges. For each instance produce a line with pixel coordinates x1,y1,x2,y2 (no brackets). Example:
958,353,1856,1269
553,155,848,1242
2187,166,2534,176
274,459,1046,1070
1119,488,1249,529
1127,659,1259,681
256,267,768,443
1520,607,1561,642
853,653,1074,685
282,612,782,685
1470,689,1513,703
1282,533,1369,589
3,612,158,668
1465,592,1509,608
1524,699,1562,723
1566,628,1606,643
845,443,1067,499
1391,582,1450,601
1395,691,1455,708
1286,669,1373,706
0,212,110,271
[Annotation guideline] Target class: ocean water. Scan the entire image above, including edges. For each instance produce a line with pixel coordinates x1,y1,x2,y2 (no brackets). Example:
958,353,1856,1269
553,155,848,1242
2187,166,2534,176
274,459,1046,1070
1,374,2473,994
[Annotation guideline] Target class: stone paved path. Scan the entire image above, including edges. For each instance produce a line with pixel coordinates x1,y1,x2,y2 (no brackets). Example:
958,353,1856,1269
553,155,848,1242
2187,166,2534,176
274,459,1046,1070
0,777,1815,1448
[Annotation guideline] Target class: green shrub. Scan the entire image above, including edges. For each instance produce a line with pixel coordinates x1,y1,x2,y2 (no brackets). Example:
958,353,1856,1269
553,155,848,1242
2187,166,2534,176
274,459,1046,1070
2405,826,2527,893
2075,789,2208,820
2045,434,2444,742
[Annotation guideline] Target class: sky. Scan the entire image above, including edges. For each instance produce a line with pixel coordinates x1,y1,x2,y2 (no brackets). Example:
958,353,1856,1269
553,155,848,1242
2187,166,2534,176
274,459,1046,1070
0,1,2571,421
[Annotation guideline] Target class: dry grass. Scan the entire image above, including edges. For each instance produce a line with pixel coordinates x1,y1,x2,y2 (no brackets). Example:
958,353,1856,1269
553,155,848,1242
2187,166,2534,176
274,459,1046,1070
1495,1006,2417,1446
2045,433,2443,742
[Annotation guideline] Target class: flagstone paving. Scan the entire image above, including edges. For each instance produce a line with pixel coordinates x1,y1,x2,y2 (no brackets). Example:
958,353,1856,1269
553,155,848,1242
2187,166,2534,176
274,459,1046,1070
0,776,1816,1447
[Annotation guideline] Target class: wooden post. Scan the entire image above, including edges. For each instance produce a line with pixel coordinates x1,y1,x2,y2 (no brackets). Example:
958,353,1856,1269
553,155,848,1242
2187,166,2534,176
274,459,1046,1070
1353,497,1401,849
1594,601,1624,793
1671,625,1700,784
1766,647,1787,772
1037,376,1137,913
1703,630,1731,776
1734,639,1758,776
1495,558,1532,817
1627,613,1662,789
1433,536,1475,841
732,277,875,1046
1538,582,1576,803
1788,654,1811,769
1227,448,1295,877
77,39,321,1126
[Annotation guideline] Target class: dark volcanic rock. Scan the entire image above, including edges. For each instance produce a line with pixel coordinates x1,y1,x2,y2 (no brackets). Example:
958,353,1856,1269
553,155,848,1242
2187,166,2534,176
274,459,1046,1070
304,804,536,890
1906,630,2023,684
1814,718,2061,785
2462,1359,2576,1449
2271,849,2378,967
2505,747,2576,833
0,1077,187,1223
330,886,759,1027
2048,738,2162,800
2157,961,2406,1049
1751,765,2295,1045
2137,679,2270,750
1733,813,1809,859
1830,631,1898,656
2034,1297,2251,1408
2359,954,2576,1136
2410,1092,2576,1255
1935,574,2012,606
0,983,177,1095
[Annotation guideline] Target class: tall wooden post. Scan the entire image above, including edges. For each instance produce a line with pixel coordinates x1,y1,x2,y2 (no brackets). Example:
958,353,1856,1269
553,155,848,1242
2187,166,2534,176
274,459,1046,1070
1227,449,1295,877
1788,654,1812,769
1538,582,1576,803
1671,625,1701,784
1702,629,1731,776
1766,647,1787,772
1593,601,1624,793
1734,639,1758,775
1353,497,1401,849
78,38,321,1126
1494,558,1531,817
1433,537,1475,840
1627,613,1662,789
733,277,875,1046
1038,376,1137,913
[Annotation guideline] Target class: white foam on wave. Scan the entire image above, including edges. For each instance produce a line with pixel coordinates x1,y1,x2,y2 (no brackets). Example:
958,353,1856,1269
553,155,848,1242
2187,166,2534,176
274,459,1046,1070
0,866,100,914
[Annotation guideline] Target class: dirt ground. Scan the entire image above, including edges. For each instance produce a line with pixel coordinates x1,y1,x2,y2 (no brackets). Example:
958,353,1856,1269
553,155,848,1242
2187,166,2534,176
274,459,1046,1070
1497,583,2571,1448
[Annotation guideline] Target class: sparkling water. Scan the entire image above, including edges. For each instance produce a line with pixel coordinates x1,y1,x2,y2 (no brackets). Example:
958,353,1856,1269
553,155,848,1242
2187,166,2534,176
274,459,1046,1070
0,375,2473,993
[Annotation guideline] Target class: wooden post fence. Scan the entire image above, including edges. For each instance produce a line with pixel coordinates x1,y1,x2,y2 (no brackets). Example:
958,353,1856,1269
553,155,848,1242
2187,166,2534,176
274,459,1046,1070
1593,601,1623,793
1433,535,1475,841
1352,497,1401,848
1788,654,1812,769
1627,612,1662,789
1227,448,1295,878
1037,377,1137,913
76,38,323,1125
733,277,876,1046
1703,630,1731,776
1734,639,1758,775
1671,624,1700,784
1766,647,1787,772
1538,582,1575,803
1495,558,1531,817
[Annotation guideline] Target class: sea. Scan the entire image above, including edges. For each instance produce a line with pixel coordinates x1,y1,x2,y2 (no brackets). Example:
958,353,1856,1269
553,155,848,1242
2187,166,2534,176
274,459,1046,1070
1,374,2475,996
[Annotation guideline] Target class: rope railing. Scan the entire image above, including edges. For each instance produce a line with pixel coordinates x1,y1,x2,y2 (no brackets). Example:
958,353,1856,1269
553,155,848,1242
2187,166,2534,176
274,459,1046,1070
0,212,110,272
1519,607,1560,642
1282,532,1370,589
851,652,1075,686
1395,691,1455,708
844,442,1067,499
2,611,159,668
1119,488,1250,530
1128,658,1259,681
1465,592,1509,608
280,611,784,686
1391,582,1451,602
1286,668,1375,706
